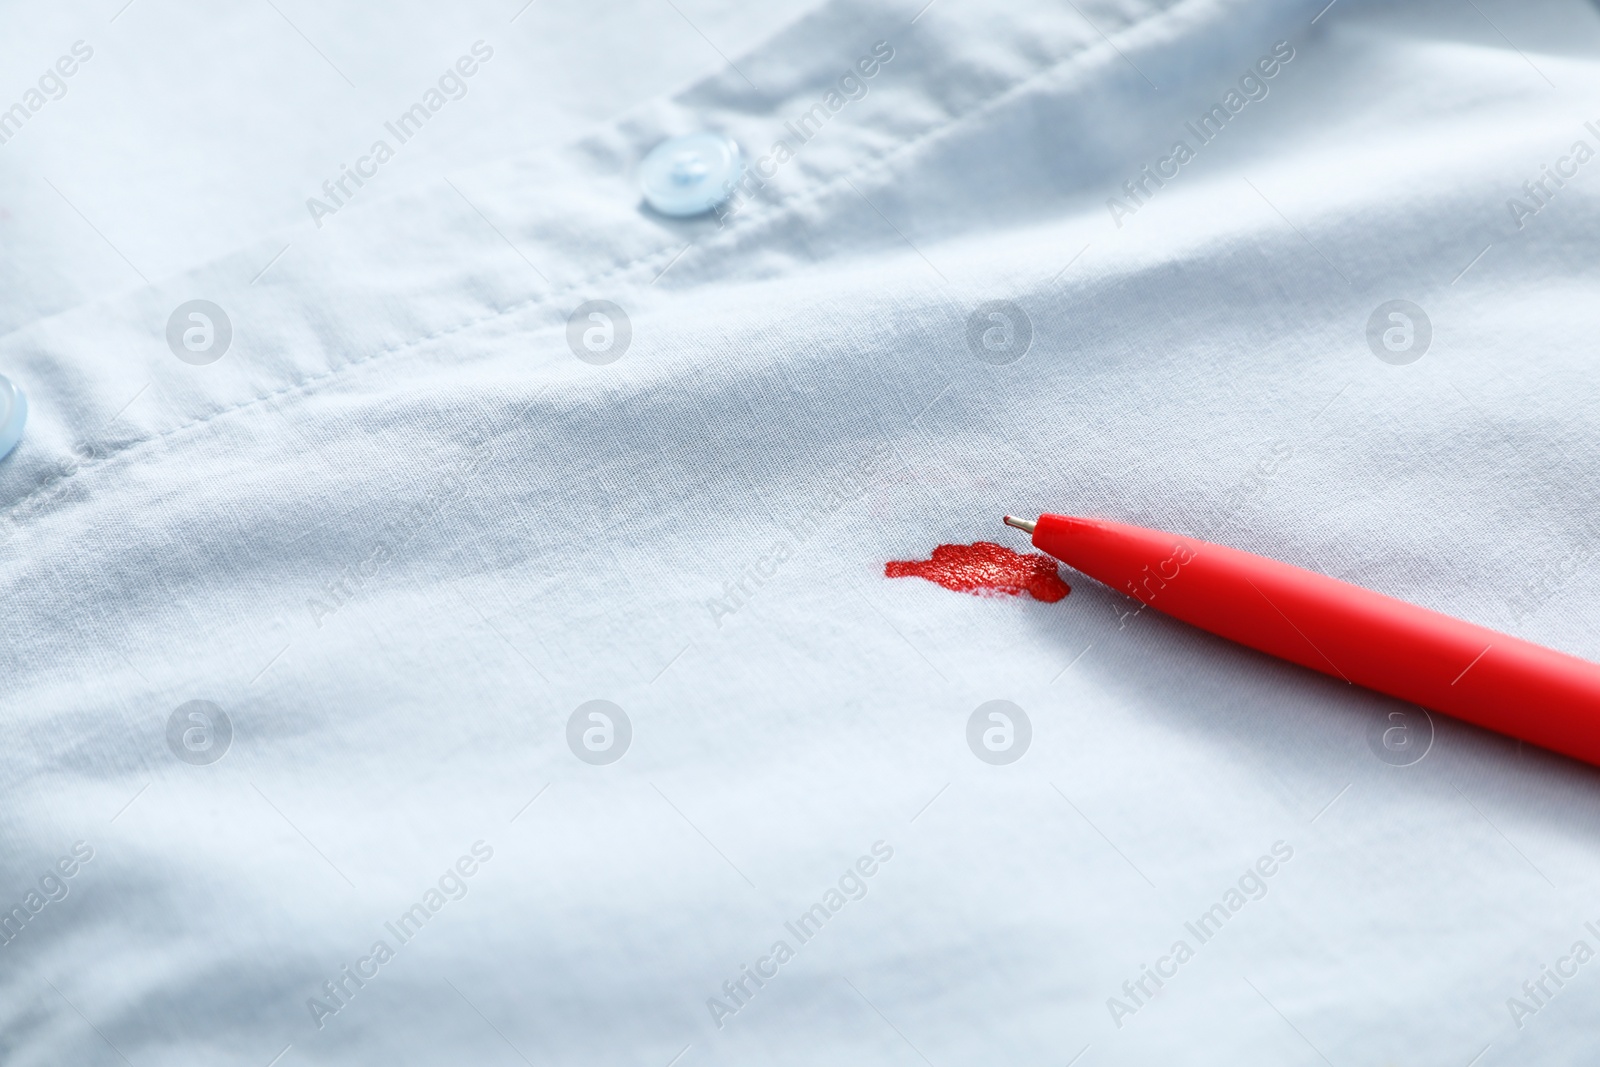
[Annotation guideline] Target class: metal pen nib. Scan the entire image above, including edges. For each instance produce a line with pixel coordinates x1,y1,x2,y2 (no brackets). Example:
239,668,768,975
1003,515,1037,534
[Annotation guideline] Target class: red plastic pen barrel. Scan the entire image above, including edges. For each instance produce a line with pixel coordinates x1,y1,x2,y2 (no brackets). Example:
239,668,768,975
1030,514,1600,766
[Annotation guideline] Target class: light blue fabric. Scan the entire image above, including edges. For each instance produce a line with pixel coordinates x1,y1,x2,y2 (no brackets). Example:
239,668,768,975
0,376,25,461
4,0,1600,1063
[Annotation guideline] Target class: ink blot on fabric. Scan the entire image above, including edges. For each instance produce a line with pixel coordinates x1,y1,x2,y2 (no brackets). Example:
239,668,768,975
885,542,1070,603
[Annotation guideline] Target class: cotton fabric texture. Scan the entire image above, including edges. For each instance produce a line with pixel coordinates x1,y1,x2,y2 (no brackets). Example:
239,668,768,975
4,0,1600,1062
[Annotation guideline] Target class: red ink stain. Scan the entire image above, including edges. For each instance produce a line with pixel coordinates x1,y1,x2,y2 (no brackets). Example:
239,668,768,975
885,542,1070,603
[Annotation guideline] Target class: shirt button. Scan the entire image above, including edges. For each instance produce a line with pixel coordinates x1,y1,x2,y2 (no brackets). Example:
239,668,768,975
639,132,743,217
0,374,25,461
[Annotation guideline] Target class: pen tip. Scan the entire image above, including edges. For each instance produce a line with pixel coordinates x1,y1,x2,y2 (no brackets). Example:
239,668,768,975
1003,515,1037,535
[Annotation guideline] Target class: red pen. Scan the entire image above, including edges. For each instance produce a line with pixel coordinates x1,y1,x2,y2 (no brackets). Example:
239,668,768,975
1003,513,1600,766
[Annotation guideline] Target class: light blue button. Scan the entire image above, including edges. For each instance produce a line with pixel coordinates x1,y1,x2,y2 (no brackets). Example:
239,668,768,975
639,132,743,217
0,375,25,461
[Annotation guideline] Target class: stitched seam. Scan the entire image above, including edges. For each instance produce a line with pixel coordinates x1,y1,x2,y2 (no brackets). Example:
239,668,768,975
0,241,681,529
1,0,1185,528
694,0,1188,242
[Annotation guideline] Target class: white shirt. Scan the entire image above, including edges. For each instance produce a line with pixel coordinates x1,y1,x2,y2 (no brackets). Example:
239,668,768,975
4,0,1600,1061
